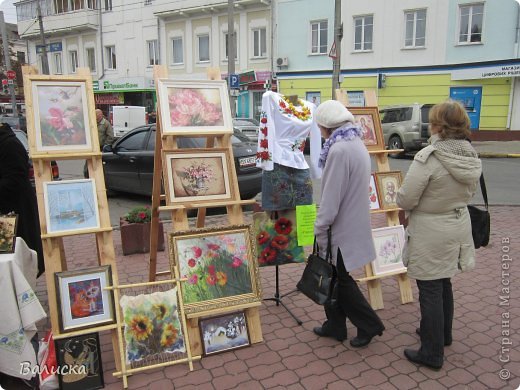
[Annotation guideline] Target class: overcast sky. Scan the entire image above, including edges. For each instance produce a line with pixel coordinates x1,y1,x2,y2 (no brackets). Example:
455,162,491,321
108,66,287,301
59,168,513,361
0,0,16,24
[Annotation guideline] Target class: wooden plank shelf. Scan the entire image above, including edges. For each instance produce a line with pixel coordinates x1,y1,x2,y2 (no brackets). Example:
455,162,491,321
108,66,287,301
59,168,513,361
158,199,256,212
41,226,113,239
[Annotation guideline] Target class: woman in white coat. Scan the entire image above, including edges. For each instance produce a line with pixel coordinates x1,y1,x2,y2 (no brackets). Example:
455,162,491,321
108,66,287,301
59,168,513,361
313,100,385,347
397,100,482,370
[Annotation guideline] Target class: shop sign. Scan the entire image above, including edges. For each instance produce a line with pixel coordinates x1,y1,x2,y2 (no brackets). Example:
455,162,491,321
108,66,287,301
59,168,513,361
94,93,124,105
92,80,99,91
36,42,62,54
101,77,146,91
239,70,256,85
452,63,520,80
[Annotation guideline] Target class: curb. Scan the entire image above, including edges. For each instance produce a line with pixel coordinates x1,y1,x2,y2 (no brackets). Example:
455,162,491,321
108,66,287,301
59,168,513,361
478,153,520,158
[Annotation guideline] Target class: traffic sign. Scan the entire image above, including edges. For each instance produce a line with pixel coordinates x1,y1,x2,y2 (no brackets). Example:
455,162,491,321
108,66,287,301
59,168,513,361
229,73,240,89
6,70,16,80
8,79,14,85
1,79,7,85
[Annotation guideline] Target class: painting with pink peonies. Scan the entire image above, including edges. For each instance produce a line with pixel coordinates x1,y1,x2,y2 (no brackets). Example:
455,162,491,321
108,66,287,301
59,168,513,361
371,225,407,276
157,80,232,134
31,81,93,152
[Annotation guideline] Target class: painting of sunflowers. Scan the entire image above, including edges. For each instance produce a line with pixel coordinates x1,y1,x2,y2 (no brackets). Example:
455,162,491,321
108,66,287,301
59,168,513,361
120,288,186,366
169,225,261,314
253,211,305,267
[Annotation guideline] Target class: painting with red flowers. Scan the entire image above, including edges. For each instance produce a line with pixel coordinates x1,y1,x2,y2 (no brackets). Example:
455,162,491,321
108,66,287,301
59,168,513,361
169,225,261,315
157,79,233,135
253,211,306,267
31,81,94,153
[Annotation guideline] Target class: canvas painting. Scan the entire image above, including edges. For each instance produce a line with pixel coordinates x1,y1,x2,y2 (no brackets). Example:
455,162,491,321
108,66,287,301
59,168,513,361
55,265,115,332
158,80,232,134
200,312,250,355
349,107,385,151
0,214,18,253
375,171,403,209
164,149,232,203
371,225,407,276
169,225,261,314
31,81,93,152
55,332,104,390
120,288,186,365
253,211,306,267
44,179,100,234
369,174,381,210
306,91,321,106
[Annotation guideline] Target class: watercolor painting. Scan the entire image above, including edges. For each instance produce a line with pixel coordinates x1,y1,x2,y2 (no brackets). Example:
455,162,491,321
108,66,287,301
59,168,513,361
200,312,249,355
371,225,407,276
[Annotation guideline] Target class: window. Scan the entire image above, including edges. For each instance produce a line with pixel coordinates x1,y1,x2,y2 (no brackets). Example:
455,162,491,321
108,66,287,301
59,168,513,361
459,3,483,43
144,0,152,4
86,47,96,72
310,20,328,54
147,40,159,66
198,35,210,62
118,129,147,151
253,28,267,57
354,15,373,51
172,37,183,64
17,51,26,64
404,9,426,47
106,46,116,69
53,53,62,74
69,50,78,73
224,32,238,60
104,0,112,11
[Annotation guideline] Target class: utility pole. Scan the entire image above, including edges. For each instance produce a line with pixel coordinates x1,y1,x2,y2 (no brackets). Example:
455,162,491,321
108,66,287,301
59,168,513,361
332,0,342,100
37,0,49,74
227,0,236,117
0,11,17,117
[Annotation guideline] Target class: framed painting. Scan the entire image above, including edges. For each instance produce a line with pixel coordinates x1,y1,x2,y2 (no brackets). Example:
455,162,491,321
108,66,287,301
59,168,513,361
169,224,261,315
375,171,403,210
157,79,233,135
306,91,321,106
349,107,385,151
369,174,381,211
43,179,100,234
0,213,18,253
54,332,104,390
30,80,94,154
371,225,407,276
120,288,186,366
163,149,232,204
200,311,250,356
55,265,115,333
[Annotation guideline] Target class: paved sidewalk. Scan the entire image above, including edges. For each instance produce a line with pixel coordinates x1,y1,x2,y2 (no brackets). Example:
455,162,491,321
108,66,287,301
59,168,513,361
32,207,519,390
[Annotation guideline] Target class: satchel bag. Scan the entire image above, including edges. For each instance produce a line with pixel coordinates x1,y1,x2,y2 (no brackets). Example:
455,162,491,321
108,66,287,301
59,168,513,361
468,173,490,249
296,228,335,305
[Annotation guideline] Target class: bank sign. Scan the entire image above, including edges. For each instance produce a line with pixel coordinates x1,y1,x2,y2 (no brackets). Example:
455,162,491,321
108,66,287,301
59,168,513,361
452,64,520,80
94,77,154,91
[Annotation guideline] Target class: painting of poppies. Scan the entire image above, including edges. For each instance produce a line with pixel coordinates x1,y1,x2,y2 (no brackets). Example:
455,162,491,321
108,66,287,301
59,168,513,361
120,288,186,366
169,225,261,315
253,211,305,267
31,81,93,153
157,79,232,135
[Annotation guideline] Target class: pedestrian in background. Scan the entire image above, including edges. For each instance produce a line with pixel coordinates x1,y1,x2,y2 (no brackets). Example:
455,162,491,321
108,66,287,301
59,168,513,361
397,100,481,370
313,100,385,347
96,108,114,149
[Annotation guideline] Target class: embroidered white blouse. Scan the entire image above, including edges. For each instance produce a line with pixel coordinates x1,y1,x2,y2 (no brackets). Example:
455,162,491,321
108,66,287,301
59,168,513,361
255,91,322,179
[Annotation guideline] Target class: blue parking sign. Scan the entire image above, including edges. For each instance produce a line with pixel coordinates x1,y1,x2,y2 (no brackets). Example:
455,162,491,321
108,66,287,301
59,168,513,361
229,73,240,89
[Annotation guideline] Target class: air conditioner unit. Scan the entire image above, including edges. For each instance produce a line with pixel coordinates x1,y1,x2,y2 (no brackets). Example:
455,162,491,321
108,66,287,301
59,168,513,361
276,57,289,67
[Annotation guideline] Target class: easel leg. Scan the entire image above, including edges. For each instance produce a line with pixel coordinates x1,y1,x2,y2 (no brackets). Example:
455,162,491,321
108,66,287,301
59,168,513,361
263,265,303,325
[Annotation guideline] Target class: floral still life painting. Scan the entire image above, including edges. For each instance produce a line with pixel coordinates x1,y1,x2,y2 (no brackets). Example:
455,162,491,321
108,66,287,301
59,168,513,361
0,213,18,253
31,81,92,152
371,225,406,276
120,288,186,366
169,225,261,314
200,312,250,356
253,211,305,267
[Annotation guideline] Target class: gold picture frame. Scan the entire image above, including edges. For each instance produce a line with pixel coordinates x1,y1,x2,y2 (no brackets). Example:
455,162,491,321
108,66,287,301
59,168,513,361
375,171,403,210
0,213,18,253
349,107,385,151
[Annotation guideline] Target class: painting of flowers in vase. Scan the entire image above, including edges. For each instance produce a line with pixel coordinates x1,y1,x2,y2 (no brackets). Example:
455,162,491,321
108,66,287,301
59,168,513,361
31,81,93,153
253,211,305,267
371,225,407,276
169,225,261,315
164,149,232,203
157,80,232,134
120,288,186,366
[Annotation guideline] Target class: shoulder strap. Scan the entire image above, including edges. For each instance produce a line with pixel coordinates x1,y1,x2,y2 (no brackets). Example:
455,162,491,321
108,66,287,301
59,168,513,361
479,173,488,210
313,227,332,262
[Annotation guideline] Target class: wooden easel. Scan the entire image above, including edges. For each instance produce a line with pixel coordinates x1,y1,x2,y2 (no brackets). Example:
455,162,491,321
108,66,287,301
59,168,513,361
22,66,122,370
147,65,263,356
337,89,414,310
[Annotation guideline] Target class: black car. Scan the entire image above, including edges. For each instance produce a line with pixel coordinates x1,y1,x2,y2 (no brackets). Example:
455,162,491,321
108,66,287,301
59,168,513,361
101,125,262,199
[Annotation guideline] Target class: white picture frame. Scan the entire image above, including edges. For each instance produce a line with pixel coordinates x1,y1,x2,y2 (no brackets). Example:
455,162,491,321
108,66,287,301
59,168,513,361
369,173,380,210
371,225,407,276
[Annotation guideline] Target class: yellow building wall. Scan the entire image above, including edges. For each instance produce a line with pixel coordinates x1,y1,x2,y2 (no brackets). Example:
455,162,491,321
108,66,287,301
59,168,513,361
279,73,512,130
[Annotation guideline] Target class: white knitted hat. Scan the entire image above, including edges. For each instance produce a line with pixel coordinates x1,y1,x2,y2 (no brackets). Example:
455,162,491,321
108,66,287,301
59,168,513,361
314,100,355,129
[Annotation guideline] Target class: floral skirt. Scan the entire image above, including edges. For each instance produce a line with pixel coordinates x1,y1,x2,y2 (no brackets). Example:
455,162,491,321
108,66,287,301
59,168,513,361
261,163,313,210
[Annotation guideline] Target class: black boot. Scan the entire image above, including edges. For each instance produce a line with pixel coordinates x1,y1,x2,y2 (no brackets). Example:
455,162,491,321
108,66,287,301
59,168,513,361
313,321,347,342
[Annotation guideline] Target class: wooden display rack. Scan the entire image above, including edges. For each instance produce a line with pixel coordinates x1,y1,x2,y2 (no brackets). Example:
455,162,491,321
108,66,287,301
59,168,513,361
148,65,263,356
336,89,414,310
22,66,122,370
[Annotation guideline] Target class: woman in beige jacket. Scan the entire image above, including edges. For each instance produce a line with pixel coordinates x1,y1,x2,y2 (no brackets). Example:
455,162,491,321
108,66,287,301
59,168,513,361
397,100,482,370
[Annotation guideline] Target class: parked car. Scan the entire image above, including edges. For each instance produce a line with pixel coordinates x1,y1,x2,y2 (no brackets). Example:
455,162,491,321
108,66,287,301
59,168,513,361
14,130,60,186
100,125,262,199
379,103,433,157
233,118,259,141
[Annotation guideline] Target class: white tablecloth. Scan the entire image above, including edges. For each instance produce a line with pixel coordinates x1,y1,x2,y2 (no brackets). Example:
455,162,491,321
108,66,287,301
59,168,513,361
0,237,47,380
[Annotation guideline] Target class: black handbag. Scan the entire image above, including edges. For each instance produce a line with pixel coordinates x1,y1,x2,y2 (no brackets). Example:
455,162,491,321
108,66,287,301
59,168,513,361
468,173,490,249
296,228,336,305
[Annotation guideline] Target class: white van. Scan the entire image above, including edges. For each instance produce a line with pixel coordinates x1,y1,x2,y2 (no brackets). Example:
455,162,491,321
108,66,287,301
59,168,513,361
111,106,146,137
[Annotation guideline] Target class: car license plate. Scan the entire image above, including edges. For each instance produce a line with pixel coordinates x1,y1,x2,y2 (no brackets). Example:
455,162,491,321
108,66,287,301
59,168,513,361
239,156,256,167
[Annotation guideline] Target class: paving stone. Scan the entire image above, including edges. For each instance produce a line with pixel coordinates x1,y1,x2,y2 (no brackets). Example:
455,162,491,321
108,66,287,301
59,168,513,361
294,360,332,378
418,380,448,389
300,371,340,389
259,369,300,388
350,369,389,387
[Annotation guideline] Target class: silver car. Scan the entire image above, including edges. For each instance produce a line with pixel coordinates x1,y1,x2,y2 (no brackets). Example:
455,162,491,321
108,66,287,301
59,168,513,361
233,118,259,141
